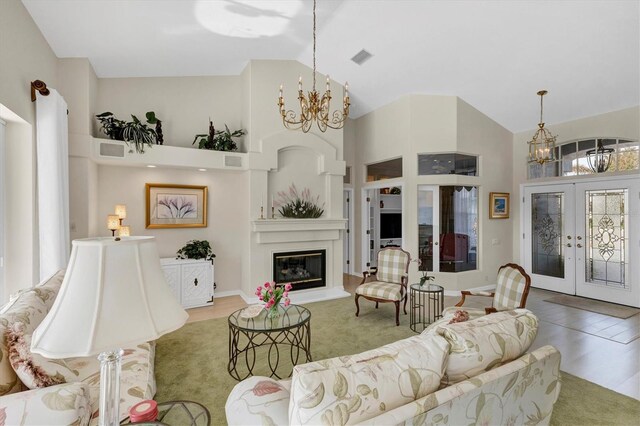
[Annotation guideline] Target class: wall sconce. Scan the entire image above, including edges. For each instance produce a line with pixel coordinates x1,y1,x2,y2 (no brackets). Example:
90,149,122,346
107,215,120,236
118,226,131,237
114,204,127,225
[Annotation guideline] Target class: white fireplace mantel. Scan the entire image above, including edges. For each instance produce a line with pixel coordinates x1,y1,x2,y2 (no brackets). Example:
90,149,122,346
252,218,347,244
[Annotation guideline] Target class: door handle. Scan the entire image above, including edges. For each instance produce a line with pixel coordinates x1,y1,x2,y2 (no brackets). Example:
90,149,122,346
194,278,198,286
576,236,582,240
566,243,572,247
567,235,572,240
577,244,583,248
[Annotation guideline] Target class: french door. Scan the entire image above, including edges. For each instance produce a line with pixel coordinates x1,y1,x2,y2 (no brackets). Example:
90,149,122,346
524,178,640,307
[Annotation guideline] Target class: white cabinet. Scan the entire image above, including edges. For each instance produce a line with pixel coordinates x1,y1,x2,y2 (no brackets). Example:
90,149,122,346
160,258,214,309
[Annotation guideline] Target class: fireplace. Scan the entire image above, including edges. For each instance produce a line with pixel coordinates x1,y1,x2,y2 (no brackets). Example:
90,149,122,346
273,250,326,291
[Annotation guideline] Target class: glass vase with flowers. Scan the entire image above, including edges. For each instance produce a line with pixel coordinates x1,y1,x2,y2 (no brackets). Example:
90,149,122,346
255,281,292,319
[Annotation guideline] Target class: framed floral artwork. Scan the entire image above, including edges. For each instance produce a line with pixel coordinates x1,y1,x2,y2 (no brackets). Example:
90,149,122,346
145,184,208,228
489,192,510,219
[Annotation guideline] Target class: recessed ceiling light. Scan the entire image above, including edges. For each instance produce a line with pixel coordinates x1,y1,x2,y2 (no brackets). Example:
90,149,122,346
146,165,156,168
351,49,373,65
198,168,207,172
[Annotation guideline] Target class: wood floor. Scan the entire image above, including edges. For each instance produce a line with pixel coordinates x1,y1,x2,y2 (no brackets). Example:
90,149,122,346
186,274,640,400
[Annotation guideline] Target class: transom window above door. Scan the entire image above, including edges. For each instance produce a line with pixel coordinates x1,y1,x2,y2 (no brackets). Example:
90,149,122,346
528,138,639,179
366,158,402,182
418,153,478,176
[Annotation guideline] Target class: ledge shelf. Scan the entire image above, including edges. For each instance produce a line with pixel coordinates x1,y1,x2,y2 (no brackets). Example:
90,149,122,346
87,137,248,171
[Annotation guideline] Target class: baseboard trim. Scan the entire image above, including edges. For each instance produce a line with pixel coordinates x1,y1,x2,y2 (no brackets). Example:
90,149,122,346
213,290,243,299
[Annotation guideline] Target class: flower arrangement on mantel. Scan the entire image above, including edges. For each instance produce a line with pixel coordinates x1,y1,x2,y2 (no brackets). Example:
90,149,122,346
255,282,292,318
275,184,324,218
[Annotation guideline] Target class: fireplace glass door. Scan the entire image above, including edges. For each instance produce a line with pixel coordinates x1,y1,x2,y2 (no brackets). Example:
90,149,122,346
273,250,326,291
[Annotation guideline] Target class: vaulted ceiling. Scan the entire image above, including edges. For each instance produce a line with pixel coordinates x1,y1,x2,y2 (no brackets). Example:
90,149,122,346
22,0,639,132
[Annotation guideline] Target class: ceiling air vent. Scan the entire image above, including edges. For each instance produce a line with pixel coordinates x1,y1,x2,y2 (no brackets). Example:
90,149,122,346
351,49,373,65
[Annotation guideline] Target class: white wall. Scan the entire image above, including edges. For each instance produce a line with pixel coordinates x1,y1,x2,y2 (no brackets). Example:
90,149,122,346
511,106,640,263
0,0,59,297
353,95,513,290
97,76,243,149
97,165,249,295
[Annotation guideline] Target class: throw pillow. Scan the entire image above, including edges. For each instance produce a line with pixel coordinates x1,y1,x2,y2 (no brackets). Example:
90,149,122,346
436,309,538,386
288,332,449,425
448,310,470,324
6,322,77,389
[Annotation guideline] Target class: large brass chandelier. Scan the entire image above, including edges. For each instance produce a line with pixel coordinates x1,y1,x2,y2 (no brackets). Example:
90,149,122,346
527,90,557,164
277,0,350,133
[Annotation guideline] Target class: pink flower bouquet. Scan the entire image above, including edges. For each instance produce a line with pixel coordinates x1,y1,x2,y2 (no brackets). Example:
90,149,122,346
255,282,292,318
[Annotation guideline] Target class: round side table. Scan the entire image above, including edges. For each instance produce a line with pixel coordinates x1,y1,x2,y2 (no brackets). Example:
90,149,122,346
409,283,444,333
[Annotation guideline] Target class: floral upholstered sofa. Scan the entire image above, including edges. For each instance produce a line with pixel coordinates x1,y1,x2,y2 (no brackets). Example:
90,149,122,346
0,270,156,425
226,309,561,425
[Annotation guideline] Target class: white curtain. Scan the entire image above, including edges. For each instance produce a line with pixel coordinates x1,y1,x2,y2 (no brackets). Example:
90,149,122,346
36,89,70,280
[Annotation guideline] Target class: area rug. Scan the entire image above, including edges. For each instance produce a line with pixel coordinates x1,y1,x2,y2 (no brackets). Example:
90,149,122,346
155,297,640,425
544,294,640,319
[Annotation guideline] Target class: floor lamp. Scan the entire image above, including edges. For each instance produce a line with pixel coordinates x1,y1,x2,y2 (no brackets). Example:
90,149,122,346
31,237,188,426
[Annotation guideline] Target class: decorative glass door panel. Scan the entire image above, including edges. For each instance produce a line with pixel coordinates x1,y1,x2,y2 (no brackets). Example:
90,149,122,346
523,184,576,295
531,192,565,279
585,189,627,287
575,179,639,306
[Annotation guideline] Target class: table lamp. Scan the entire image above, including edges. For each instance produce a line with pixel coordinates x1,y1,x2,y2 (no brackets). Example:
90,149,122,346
31,237,188,426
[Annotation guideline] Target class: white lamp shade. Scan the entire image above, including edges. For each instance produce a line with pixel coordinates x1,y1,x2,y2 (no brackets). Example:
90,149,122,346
117,226,131,237
106,215,120,231
31,237,188,358
114,204,127,219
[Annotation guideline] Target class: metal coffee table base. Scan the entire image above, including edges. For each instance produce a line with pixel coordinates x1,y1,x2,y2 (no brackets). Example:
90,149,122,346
228,321,312,381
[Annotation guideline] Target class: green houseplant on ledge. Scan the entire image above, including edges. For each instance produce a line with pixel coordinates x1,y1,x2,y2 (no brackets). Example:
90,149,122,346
193,120,245,151
275,184,324,218
96,111,161,153
176,240,216,262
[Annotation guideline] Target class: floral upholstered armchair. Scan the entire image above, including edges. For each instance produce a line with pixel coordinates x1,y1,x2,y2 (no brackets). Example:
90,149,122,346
444,263,532,319
355,247,411,326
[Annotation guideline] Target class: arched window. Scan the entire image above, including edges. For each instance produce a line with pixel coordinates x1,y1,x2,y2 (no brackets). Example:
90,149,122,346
529,138,639,179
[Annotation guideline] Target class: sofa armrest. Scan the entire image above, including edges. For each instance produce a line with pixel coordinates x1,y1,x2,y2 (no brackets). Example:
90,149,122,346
0,382,91,426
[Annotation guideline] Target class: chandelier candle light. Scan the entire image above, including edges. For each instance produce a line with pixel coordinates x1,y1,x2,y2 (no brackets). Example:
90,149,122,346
277,0,350,132
527,90,558,164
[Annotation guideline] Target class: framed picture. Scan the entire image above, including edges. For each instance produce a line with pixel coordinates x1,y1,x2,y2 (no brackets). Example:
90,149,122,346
146,184,208,228
489,192,510,219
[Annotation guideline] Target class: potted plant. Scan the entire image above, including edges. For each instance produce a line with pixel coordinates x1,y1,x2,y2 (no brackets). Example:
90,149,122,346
96,112,161,153
122,115,156,154
146,111,163,145
96,112,125,141
176,240,216,262
193,120,245,151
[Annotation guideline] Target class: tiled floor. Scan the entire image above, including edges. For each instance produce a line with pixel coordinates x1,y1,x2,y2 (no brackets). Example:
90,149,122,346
187,275,640,400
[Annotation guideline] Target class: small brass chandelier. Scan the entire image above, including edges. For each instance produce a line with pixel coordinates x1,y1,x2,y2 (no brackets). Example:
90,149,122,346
527,90,557,164
277,0,350,133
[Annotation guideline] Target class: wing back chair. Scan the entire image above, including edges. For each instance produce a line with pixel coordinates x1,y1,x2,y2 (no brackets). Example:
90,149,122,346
355,247,411,326
444,263,531,319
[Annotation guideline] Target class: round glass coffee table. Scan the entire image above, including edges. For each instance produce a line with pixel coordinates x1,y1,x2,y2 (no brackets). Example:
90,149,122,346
228,304,312,381
409,283,444,333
